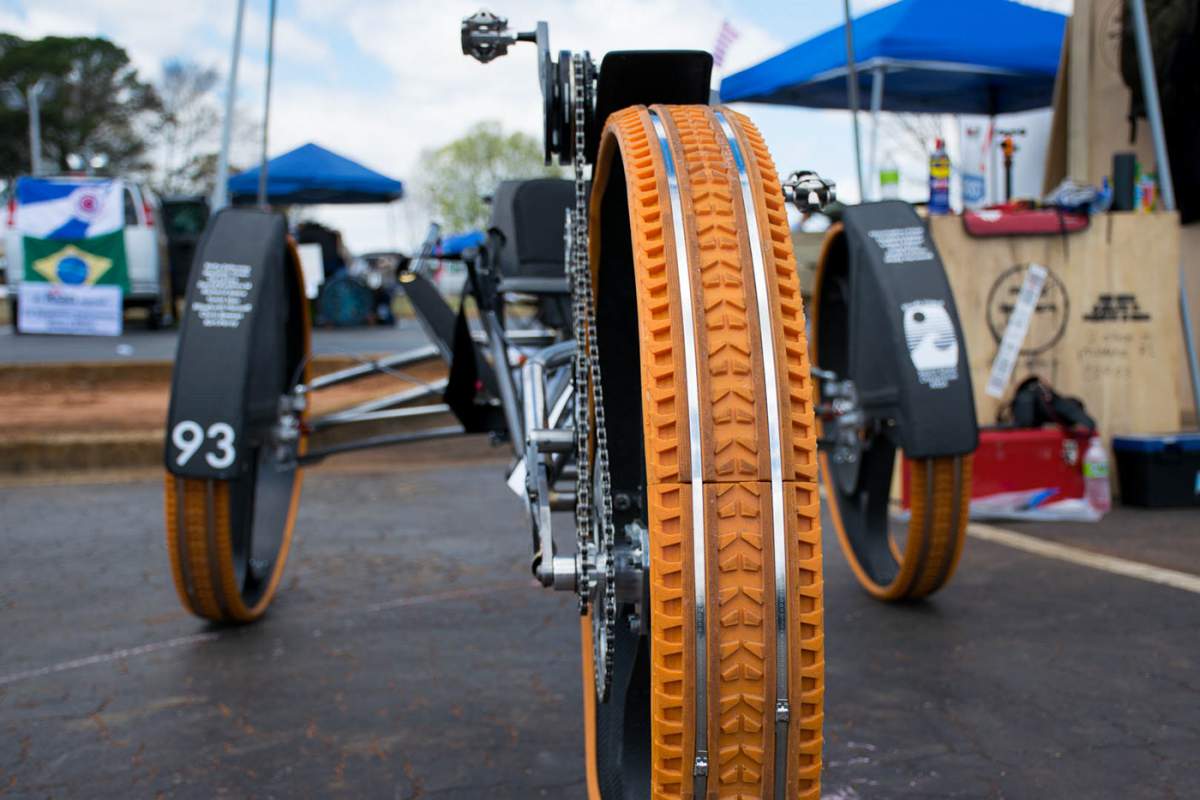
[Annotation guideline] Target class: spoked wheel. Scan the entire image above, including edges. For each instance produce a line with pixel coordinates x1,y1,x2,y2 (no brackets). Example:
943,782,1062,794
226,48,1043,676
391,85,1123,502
585,104,824,799
812,224,972,601
164,231,311,624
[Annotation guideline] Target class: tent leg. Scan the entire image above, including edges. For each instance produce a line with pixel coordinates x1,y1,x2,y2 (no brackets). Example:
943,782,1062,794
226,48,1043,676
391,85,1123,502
212,0,246,212
988,116,997,206
867,66,885,202
1129,0,1200,422
842,0,864,202
256,0,277,208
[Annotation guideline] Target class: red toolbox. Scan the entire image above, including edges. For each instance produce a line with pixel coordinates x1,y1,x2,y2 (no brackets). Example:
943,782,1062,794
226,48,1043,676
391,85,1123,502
902,426,1093,507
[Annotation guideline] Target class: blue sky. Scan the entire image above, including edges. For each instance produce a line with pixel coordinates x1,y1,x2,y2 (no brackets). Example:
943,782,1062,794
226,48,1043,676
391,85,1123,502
0,0,1069,251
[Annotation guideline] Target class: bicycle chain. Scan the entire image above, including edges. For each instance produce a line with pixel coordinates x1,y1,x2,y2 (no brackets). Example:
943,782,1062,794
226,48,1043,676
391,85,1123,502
566,51,616,700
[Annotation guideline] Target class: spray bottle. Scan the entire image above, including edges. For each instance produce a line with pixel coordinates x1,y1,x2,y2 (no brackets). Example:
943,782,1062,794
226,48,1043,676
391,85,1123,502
928,138,951,215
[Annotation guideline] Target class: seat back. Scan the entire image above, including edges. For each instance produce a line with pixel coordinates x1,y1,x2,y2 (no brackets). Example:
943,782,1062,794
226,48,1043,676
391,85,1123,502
489,178,573,281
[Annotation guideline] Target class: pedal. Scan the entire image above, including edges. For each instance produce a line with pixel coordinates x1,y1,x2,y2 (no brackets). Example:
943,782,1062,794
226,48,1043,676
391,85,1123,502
461,10,514,62
783,170,837,213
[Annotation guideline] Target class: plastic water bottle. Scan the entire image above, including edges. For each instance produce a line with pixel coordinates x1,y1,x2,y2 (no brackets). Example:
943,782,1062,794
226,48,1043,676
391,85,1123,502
1083,436,1112,513
928,138,951,215
879,154,900,199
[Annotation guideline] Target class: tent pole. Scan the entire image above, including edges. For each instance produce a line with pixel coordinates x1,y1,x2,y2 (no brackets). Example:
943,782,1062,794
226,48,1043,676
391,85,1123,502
1129,0,1200,423
212,0,246,212
867,66,885,202
843,0,865,202
988,115,997,205
257,0,277,208
1128,0,1174,210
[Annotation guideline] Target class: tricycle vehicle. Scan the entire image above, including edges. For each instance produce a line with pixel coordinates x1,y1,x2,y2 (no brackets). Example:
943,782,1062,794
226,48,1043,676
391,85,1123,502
161,11,977,797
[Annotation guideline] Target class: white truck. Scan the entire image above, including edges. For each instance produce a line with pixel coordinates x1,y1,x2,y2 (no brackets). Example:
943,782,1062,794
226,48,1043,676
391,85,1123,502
5,176,173,330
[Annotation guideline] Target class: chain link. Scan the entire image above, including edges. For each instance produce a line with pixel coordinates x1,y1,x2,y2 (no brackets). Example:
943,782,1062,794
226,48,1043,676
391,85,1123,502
566,51,616,698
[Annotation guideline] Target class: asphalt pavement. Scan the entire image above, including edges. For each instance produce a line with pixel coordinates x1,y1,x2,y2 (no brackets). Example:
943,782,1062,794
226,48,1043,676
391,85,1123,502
0,324,432,364
1,445,1197,798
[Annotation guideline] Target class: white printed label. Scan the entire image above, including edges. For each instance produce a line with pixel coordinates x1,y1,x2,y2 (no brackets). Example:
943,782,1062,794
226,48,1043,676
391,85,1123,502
902,299,959,389
868,226,934,264
986,263,1048,398
191,261,254,328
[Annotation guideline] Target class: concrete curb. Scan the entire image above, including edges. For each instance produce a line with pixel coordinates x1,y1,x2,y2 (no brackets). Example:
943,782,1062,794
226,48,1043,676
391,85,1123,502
0,412,459,478
0,431,164,477
0,354,447,477
0,355,386,388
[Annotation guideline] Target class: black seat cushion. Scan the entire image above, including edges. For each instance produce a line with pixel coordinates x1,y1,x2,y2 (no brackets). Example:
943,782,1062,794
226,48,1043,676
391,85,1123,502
489,178,573,282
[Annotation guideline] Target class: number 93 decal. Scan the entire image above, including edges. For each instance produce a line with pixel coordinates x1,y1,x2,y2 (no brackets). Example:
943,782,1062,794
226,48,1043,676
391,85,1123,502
172,420,237,469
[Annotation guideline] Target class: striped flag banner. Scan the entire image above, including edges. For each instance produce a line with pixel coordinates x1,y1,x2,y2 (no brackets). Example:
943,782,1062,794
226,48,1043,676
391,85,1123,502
713,18,740,68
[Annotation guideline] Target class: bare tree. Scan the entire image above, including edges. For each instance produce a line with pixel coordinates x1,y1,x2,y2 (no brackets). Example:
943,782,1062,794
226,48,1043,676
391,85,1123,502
150,59,260,197
155,60,219,194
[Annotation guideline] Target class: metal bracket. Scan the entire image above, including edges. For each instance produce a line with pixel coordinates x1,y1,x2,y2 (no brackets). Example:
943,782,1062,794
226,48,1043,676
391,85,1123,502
521,341,580,592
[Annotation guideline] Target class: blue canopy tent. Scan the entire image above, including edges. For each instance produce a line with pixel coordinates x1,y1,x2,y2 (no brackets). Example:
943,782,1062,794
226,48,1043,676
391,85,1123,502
720,0,1066,115
720,0,1066,199
228,142,404,205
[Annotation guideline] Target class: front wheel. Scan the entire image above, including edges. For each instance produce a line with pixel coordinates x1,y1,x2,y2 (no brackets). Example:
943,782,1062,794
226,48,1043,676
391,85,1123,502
583,104,824,799
164,447,306,623
811,223,973,601
163,217,311,624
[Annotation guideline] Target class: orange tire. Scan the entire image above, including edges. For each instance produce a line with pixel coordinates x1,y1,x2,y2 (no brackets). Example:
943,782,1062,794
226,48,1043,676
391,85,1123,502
164,240,310,624
811,225,972,601
585,104,823,799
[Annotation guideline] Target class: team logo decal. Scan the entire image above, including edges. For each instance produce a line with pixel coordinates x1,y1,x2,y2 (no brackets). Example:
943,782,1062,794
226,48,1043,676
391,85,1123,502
986,263,1069,355
902,299,959,389
73,189,104,221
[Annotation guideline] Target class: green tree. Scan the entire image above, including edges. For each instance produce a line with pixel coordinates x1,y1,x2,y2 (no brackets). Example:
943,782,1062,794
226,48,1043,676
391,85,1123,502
418,121,562,232
0,35,158,178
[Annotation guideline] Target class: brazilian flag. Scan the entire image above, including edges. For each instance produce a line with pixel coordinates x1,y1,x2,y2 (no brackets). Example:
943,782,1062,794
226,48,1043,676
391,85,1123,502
23,231,129,291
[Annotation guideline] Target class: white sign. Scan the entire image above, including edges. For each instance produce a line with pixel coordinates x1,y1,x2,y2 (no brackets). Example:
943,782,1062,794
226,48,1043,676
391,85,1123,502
296,244,325,300
985,263,1047,398
17,283,122,336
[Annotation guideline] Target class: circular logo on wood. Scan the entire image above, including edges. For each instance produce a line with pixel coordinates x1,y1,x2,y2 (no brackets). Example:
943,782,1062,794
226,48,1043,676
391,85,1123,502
986,264,1069,355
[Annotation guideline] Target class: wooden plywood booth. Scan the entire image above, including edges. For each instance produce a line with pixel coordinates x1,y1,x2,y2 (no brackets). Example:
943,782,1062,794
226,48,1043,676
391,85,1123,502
1044,0,1200,422
928,213,1184,438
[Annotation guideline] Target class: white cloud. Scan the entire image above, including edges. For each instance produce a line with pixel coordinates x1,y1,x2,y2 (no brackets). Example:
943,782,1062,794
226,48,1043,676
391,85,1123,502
0,1,222,75
241,5,334,67
266,0,789,248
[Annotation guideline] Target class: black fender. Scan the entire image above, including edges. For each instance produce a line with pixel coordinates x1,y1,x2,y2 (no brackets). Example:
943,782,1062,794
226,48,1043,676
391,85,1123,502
165,208,308,479
587,50,712,162
398,271,459,363
817,201,978,458
399,264,504,434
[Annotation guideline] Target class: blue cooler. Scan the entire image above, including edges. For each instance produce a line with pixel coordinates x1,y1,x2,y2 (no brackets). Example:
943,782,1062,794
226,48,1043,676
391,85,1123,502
1112,433,1200,508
